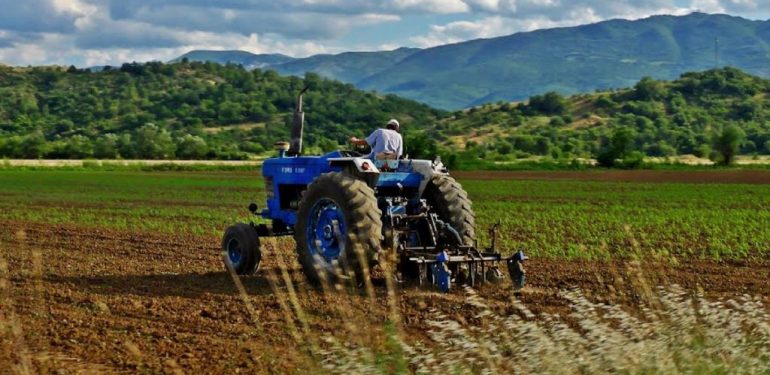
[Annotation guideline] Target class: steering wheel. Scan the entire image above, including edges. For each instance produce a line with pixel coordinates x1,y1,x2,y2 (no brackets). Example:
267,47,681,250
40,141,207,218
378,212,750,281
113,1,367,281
349,138,370,154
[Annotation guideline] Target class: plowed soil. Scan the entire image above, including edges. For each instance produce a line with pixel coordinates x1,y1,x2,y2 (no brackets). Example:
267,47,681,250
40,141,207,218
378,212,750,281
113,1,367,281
2,221,768,374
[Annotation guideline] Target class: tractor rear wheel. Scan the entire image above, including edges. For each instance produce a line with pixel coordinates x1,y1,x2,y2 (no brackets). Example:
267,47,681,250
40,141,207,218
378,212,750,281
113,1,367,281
424,175,476,245
295,172,383,284
221,223,261,275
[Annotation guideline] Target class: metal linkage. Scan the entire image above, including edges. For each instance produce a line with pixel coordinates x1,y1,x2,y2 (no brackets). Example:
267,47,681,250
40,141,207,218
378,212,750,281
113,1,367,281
388,206,520,292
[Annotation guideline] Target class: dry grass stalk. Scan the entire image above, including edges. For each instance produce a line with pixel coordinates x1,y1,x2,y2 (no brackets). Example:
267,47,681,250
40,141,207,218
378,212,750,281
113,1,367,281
316,285,770,374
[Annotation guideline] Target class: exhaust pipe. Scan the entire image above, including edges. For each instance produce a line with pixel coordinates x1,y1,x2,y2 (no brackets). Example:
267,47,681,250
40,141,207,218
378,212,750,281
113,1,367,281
287,87,309,156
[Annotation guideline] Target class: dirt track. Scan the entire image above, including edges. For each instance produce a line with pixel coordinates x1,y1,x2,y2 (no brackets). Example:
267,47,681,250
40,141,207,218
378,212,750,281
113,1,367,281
1,221,768,373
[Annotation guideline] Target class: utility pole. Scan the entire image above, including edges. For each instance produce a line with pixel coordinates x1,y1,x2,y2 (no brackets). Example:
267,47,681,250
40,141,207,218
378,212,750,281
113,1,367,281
714,37,720,68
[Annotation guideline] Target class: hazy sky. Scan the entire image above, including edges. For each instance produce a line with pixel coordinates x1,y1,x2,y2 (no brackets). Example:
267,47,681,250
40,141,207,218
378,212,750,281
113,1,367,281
0,0,768,67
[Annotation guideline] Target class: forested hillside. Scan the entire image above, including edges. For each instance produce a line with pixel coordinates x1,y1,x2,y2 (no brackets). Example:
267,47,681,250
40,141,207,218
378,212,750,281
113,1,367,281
436,67,770,167
1,61,769,167
0,61,440,159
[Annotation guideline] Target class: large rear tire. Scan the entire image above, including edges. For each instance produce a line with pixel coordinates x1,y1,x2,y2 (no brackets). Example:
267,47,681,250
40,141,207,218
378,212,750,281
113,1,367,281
221,223,261,275
295,172,383,284
424,175,476,245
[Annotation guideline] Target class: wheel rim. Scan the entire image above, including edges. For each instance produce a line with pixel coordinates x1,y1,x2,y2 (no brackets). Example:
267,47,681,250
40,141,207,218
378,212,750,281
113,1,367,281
226,237,243,267
306,198,346,264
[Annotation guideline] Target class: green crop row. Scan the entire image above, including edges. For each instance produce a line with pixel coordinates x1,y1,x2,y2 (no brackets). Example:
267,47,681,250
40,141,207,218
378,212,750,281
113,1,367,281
464,179,770,260
1,170,768,261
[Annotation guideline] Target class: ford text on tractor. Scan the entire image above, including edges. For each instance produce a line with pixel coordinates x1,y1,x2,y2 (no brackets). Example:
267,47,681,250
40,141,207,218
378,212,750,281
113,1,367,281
222,88,527,292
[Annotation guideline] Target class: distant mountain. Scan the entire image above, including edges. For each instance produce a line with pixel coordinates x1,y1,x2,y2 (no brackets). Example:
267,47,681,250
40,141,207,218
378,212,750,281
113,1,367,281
274,47,419,85
174,13,770,109
173,50,295,69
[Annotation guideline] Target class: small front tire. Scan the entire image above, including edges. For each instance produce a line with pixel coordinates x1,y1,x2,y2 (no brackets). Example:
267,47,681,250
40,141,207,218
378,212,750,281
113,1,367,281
221,223,261,275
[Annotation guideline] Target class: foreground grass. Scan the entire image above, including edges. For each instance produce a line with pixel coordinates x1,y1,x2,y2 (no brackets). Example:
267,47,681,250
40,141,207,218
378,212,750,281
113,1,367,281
320,285,770,374
1,169,769,260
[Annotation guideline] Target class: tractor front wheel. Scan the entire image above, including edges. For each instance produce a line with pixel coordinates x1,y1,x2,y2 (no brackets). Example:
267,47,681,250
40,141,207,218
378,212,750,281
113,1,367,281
295,172,383,285
221,223,261,275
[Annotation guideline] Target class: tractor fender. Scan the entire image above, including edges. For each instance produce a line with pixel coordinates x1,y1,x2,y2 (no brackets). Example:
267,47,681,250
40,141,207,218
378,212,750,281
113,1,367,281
409,159,447,196
328,157,380,187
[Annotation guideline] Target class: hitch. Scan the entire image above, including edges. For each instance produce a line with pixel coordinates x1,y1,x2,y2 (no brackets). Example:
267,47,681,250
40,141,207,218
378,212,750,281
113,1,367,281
404,220,529,293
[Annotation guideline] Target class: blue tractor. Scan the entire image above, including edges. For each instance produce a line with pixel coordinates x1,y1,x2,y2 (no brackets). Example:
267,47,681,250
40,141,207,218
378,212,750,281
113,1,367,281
222,89,526,291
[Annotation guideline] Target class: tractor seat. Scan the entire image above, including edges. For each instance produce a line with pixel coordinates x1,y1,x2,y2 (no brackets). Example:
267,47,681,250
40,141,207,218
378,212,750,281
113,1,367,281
375,152,397,160
374,152,399,171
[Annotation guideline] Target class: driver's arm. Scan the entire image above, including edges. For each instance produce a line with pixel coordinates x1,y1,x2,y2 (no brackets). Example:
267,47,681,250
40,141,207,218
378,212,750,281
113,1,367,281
351,129,380,146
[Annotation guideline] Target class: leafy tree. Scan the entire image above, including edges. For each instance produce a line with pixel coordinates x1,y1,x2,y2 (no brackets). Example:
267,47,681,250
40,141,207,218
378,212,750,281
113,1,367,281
0,137,22,158
176,134,209,159
694,144,712,158
712,125,745,165
511,135,537,154
527,92,567,115
535,137,552,155
405,131,438,159
646,141,677,157
94,134,120,159
117,134,135,159
135,124,177,159
20,132,48,159
549,116,566,127
48,135,93,159
496,142,512,155
217,101,243,124
597,127,636,167
594,95,616,111
633,77,666,101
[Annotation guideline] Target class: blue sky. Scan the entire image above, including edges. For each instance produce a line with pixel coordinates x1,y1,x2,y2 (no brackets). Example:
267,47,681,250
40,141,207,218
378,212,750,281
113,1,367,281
0,0,768,67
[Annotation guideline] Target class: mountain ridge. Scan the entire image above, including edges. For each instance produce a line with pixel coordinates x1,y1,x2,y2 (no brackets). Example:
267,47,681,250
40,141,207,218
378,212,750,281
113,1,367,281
175,13,770,109
173,50,296,69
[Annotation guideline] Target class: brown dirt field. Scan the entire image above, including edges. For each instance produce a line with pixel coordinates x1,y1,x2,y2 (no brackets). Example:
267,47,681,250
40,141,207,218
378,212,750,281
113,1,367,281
1,222,768,373
454,170,770,184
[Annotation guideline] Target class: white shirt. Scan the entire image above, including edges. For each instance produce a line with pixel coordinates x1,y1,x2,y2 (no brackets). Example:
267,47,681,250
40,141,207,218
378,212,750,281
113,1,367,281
365,128,403,158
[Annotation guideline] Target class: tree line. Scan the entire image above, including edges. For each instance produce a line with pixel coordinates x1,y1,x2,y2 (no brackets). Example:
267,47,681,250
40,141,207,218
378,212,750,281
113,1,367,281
0,61,440,159
1,62,768,166
437,67,770,166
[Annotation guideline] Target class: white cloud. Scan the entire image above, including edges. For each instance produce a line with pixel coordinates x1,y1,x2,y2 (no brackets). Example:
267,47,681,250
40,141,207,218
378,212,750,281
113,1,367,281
393,0,470,13
410,10,604,47
688,0,727,13
0,0,768,66
50,0,97,16
0,27,336,67
407,0,769,48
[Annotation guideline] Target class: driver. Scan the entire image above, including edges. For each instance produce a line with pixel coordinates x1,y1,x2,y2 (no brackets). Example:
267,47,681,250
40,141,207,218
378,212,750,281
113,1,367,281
350,119,403,159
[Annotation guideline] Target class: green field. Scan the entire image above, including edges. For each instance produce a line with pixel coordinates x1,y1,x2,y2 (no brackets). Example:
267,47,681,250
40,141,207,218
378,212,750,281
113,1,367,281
1,169,768,261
